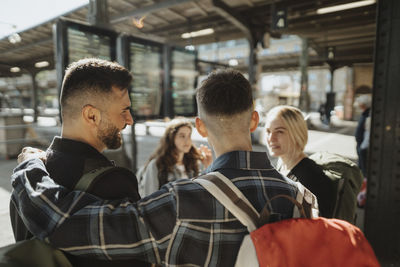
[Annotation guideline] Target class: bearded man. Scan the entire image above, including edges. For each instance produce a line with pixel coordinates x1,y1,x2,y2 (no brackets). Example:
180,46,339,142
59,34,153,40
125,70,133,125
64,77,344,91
10,58,148,267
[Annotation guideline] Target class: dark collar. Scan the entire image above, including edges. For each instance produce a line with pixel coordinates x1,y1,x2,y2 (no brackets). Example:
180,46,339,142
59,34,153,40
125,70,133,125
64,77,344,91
48,136,108,162
206,151,274,172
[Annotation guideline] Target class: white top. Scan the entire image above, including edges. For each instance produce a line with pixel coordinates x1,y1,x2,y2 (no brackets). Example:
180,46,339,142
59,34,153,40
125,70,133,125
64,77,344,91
137,158,192,197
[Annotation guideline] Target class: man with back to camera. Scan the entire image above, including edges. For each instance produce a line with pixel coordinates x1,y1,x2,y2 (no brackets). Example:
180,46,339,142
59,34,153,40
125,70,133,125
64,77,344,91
11,69,318,266
10,58,149,267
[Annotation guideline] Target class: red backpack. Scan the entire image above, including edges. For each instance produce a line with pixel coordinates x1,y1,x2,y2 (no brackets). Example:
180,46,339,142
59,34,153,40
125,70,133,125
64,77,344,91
195,172,380,267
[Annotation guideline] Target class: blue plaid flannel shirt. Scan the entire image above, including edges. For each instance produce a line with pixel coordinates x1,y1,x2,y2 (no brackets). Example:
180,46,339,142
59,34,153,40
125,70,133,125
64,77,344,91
11,150,318,266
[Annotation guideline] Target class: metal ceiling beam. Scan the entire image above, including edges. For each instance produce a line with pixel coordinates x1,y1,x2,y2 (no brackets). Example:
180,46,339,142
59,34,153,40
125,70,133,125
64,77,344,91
288,23,376,38
146,13,170,25
145,15,225,35
212,0,253,41
313,34,375,44
110,0,194,24
190,2,208,16
0,38,52,56
163,8,188,21
211,0,262,85
167,30,244,46
289,4,376,22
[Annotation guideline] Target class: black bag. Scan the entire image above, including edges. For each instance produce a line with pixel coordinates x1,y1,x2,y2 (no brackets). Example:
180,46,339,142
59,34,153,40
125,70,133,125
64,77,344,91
1,166,117,267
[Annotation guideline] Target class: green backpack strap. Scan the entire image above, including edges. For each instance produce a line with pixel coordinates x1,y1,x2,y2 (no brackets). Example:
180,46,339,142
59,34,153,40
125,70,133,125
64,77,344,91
74,166,116,191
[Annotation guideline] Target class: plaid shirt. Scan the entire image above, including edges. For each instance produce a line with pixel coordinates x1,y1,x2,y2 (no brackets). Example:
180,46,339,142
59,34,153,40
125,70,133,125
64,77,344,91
11,151,318,266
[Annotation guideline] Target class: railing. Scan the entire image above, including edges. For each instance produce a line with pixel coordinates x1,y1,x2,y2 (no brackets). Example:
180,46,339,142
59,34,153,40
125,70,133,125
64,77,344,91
0,116,60,159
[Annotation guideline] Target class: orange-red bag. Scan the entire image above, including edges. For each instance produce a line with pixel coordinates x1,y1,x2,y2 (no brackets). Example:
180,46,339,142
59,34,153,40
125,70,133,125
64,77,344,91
251,217,380,267
195,172,380,267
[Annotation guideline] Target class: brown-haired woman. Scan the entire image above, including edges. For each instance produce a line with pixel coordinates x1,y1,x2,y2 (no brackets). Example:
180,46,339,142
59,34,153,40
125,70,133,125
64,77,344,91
138,117,212,196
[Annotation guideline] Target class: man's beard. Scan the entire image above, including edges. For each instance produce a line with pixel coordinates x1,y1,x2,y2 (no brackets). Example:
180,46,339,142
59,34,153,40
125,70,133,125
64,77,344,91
97,119,123,149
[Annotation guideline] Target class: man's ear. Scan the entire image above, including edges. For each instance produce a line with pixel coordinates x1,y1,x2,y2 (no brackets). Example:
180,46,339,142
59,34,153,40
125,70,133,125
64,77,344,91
195,117,208,137
82,105,101,126
250,110,260,133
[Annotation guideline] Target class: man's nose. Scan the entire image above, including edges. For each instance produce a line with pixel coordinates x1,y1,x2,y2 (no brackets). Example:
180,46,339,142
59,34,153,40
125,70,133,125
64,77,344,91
125,111,134,125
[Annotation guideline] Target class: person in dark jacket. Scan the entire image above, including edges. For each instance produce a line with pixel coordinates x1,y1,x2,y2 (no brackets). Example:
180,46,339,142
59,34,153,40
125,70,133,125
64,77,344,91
354,94,371,176
10,58,149,267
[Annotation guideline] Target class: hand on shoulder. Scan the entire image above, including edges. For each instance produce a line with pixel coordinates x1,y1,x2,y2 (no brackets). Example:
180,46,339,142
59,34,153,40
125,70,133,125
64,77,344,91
17,147,47,164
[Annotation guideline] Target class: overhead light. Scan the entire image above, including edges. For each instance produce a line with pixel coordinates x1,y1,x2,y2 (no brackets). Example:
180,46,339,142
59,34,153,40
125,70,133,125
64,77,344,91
228,59,239,66
185,45,195,51
181,28,214,39
8,32,21,44
35,61,49,68
132,15,145,29
10,67,20,73
0,21,22,44
316,0,375,14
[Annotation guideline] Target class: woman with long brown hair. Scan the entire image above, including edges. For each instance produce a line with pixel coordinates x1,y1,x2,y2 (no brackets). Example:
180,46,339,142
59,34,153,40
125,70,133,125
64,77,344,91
138,117,212,196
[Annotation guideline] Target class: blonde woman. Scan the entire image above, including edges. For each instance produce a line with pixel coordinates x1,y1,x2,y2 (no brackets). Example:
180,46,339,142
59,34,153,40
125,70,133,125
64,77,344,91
138,117,212,196
265,105,336,217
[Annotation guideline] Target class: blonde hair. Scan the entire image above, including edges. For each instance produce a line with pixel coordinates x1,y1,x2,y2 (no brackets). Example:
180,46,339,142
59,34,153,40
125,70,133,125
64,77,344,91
266,105,308,153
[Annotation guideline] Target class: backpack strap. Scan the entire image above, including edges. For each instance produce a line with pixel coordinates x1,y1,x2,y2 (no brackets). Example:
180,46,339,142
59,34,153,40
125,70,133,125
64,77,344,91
195,172,310,232
194,172,260,232
74,166,116,191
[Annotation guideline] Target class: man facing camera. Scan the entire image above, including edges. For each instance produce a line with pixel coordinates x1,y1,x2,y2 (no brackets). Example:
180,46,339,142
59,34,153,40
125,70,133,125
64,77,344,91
10,58,148,267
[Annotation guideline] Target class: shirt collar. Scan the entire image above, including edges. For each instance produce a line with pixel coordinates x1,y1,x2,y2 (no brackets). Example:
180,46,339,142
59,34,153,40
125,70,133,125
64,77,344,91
49,136,107,160
206,150,273,172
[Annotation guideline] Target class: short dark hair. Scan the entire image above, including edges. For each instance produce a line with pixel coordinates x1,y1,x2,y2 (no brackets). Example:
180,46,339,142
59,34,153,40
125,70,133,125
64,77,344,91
196,69,253,116
60,58,132,118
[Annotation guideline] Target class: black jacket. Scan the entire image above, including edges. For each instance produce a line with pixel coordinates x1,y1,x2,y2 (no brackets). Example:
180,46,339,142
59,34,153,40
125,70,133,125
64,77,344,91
10,137,148,267
288,158,337,218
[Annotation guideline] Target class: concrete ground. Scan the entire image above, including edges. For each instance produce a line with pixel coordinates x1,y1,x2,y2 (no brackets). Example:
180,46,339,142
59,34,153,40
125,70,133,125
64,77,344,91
0,115,362,247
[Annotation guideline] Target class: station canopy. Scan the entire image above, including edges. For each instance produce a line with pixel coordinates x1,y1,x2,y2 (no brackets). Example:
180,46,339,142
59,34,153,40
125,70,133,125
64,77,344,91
0,0,376,77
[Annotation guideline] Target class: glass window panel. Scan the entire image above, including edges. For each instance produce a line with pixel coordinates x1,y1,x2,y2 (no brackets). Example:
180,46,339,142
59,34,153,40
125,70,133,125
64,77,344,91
129,42,162,117
67,28,112,63
171,50,197,116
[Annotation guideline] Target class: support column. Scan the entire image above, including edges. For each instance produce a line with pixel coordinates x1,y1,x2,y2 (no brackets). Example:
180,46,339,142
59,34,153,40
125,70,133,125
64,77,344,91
53,20,67,123
325,64,336,124
88,0,109,27
365,0,400,265
29,70,39,123
248,39,257,86
116,35,137,172
299,37,310,112
212,0,263,91
163,45,173,118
